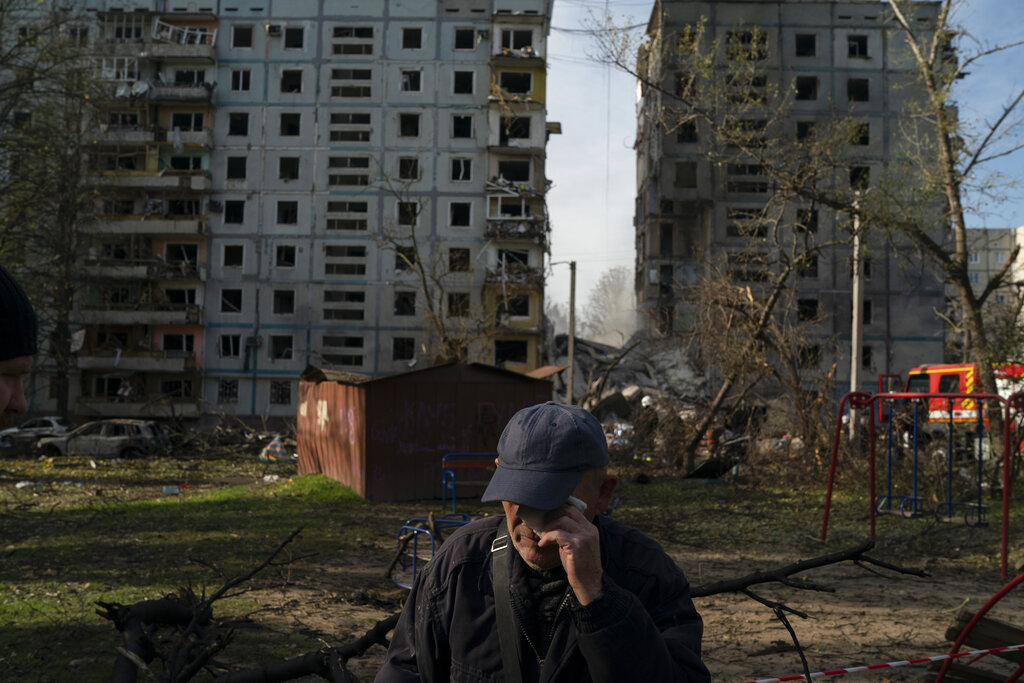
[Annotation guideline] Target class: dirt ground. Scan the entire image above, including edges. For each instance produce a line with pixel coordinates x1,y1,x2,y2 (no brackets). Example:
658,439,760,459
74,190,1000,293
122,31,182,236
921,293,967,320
238,504,1024,683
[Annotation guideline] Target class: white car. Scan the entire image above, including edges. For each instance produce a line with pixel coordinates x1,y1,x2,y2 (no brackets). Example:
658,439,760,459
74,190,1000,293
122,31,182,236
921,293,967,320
0,416,72,447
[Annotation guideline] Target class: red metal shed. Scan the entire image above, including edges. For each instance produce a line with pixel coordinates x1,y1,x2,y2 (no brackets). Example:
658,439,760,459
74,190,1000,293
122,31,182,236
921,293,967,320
296,362,552,501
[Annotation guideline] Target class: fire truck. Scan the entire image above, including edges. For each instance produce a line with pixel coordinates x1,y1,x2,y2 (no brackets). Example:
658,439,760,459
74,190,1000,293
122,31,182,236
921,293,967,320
903,362,1024,425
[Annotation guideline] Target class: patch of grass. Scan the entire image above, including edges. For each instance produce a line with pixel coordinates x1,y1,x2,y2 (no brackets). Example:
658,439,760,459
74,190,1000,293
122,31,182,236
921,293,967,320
276,473,366,504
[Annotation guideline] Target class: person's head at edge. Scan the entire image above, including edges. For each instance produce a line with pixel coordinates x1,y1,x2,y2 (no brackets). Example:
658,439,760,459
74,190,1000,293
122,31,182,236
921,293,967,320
0,265,38,417
482,401,618,571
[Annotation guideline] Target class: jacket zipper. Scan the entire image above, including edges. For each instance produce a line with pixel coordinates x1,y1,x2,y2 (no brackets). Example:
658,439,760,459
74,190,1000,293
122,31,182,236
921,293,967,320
510,587,574,670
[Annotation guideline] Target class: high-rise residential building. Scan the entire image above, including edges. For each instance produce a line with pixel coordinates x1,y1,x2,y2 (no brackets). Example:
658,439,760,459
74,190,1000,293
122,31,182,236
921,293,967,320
29,0,555,422
634,0,946,392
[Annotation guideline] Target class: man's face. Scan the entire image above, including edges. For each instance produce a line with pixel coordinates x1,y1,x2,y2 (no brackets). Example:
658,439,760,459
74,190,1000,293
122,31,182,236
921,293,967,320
0,355,32,416
501,470,617,571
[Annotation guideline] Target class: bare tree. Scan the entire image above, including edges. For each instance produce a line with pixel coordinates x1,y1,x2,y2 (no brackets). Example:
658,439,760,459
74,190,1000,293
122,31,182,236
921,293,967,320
579,266,637,345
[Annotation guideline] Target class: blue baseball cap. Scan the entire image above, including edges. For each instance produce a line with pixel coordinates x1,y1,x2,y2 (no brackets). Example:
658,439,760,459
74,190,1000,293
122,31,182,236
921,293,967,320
482,402,608,510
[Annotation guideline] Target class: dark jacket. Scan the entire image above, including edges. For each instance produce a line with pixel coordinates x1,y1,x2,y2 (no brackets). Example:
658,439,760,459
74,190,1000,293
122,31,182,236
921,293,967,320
375,514,709,683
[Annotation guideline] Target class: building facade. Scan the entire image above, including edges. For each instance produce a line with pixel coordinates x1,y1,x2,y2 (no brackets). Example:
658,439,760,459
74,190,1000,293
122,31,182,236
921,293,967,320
634,0,946,392
26,0,556,422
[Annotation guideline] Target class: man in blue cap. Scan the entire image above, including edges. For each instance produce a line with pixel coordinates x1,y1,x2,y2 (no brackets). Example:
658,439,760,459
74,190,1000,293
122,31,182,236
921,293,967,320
376,401,709,682
0,265,38,417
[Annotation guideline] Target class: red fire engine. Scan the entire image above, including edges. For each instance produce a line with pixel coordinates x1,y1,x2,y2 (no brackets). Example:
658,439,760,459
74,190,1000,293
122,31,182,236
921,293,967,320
903,363,1024,424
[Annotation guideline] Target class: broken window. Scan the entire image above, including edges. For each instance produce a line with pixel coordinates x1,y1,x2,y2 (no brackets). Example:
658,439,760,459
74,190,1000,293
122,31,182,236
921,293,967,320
171,112,204,131
221,289,243,313
273,290,295,315
398,202,418,226
849,166,870,190
394,291,416,316
795,76,818,100
232,25,253,48
401,70,422,92
450,202,471,226
453,70,474,94
276,245,296,267
501,29,532,51
498,249,529,268
497,160,529,182
280,69,303,93
659,223,673,257
499,71,531,94
277,201,298,224
279,156,300,180
725,30,767,61
394,246,416,272
863,299,873,325
848,34,868,58
449,248,470,272
454,28,475,50
227,156,247,179
165,244,198,264
501,294,529,318
495,340,528,365
223,245,244,267
795,33,816,57
285,26,304,49
228,112,249,136
847,78,869,102
676,121,697,143
402,27,422,49
500,117,530,144
220,335,241,357
796,121,814,140
797,298,818,322
224,201,245,224
798,253,818,278
399,113,420,136
169,156,202,171
163,334,195,352
852,122,870,145
393,337,415,361
399,157,420,180
280,113,301,135
270,335,293,359
451,158,472,181
452,115,473,138
448,292,469,317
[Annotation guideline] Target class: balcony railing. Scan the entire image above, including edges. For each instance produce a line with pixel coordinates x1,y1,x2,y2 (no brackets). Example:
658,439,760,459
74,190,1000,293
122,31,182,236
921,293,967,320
85,216,206,235
484,220,549,244
485,264,544,287
77,349,197,372
78,304,203,326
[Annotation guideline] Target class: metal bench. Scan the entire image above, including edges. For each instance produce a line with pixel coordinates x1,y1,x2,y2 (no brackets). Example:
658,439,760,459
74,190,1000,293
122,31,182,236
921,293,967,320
441,452,497,514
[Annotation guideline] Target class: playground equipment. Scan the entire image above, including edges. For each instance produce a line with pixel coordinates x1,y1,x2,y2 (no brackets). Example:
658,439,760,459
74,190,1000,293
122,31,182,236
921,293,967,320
821,389,1024,580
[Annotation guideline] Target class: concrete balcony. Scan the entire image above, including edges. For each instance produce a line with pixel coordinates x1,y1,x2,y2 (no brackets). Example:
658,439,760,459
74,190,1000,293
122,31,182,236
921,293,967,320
488,140,544,154
76,396,201,419
485,219,548,244
149,83,213,102
485,264,544,288
85,216,206,235
77,350,197,373
165,128,211,147
81,259,206,281
101,40,148,58
147,41,215,61
88,171,211,191
91,126,160,145
82,262,149,279
78,304,203,326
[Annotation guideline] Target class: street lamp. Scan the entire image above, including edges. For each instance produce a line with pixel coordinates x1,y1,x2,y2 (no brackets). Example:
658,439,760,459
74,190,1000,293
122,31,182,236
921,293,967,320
551,260,577,404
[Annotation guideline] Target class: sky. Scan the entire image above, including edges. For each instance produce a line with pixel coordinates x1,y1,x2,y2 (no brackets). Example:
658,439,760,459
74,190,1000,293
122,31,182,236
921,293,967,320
542,0,1024,309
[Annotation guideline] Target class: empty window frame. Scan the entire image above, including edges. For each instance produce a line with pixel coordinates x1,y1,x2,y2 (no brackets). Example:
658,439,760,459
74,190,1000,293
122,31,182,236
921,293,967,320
796,208,818,232
330,68,372,98
280,69,302,93
224,201,245,224
280,113,301,136
399,112,420,137
448,292,470,317
453,70,474,94
498,71,531,94
450,202,471,226
218,378,239,403
273,289,295,314
398,202,418,226
795,76,818,100
223,244,244,267
452,115,473,138
847,78,869,102
500,29,532,51
494,340,528,365
725,30,767,60
448,247,470,272
795,33,816,57
324,245,367,275
394,245,416,272
219,334,241,357
848,34,869,58
393,337,415,361
725,208,768,238
170,112,204,131
497,159,529,182
221,288,243,313
284,26,304,49
852,122,870,145
399,157,420,180
797,298,818,321
674,161,697,188
500,294,530,318
228,112,249,135
394,291,416,316
279,156,300,180
499,117,530,144
276,245,296,267
232,25,253,48
849,165,870,190
270,335,293,359
277,201,298,224
402,27,422,49
454,27,476,50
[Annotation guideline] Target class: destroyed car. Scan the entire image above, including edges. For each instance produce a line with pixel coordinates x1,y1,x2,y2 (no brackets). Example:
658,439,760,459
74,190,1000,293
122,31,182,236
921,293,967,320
0,416,72,447
37,419,167,459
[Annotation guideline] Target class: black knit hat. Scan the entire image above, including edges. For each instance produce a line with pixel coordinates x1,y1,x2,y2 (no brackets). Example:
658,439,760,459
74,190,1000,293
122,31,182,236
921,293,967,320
0,265,38,362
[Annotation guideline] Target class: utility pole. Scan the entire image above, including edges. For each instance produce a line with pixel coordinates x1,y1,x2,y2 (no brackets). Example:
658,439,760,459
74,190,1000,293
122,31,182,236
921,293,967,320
567,260,576,405
849,209,862,441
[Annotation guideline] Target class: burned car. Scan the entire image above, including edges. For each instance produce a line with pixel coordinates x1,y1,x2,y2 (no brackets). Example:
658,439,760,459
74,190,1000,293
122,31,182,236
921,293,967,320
37,419,167,459
0,416,72,448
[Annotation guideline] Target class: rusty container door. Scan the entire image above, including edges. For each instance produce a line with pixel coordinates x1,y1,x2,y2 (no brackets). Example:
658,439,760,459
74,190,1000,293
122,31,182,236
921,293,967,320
296,380,367,496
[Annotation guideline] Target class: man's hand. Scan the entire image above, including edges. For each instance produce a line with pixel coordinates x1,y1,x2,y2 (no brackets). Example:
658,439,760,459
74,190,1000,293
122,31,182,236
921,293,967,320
537,503,603,605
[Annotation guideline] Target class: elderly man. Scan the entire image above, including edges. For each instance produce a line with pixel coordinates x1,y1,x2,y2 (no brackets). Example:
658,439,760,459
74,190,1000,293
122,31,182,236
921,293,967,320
376,401,709,683
0,265,37,417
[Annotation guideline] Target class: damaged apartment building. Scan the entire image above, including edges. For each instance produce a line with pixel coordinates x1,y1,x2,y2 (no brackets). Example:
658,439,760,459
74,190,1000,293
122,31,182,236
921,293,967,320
24,0,556,422
634,0,945,393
